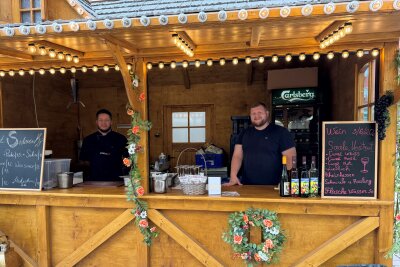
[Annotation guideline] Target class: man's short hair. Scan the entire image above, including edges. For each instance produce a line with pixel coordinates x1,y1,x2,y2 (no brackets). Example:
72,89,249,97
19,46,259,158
250,102,268,110
96,109,112,119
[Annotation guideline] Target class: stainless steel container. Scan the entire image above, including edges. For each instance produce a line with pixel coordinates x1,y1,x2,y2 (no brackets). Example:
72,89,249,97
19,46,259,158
57,172,74,189
152,174,168,193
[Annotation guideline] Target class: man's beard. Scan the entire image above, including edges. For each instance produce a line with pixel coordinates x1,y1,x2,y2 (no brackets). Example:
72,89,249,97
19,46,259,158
98,127,111,134
252,118,268,127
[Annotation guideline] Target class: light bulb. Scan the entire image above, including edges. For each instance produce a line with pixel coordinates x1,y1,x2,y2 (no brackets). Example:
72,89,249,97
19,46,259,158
9,70,15,76
342,50,349,58
114,65,120,71
219,58,226,66
29,69,35,75
232,57,239,65
57,52,65,60
258,56,264,63
81,66,87,73
28,43,37,53
371,48,379,57
320,42,326,49
127,64,132,70
170,61,176,69
206,59,213,66
299,53,306,61
333,31,340,41
285,54,292,62
0,71,5,77
60,68,66,74
344,22,353,34
327,51,335,60
356,49,364,58
313,52,320,60
39,46,47,56
182,60,189,68
48,49,56,58
195,60,201,68
146,63,152,70
92,65,99,72
71,67,76,73
65,54,72,62
103,65,109,71
72,56,79,63
245,56,252,64
49,68,55,74
18,70,24,76
339,27,346,37
272,55,278,63
158,62,164,69
39,69,45,75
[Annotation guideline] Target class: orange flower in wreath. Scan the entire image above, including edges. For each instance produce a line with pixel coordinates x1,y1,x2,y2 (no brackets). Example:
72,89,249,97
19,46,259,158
139,92,145,102
136,186,145,196
254,253,261,262
123,158,131,167
139,219,148,228
233,235,242,244
132,125,140,134
127,109,134,116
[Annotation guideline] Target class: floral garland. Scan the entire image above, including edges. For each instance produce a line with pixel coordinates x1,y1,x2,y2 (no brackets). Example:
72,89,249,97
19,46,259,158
222,208,286,266
374,90,394,140
122,70,158,246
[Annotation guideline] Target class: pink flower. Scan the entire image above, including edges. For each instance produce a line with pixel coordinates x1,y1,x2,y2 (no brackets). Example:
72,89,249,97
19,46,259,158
233,235,242,244
127,109,134,116
136,186,144,196
263,219,273,228
396,214,400,221
150,227,156,232
254,253,261,262
265,239,274,249
123,158,131,167
243,214,249,224
139,219,148,228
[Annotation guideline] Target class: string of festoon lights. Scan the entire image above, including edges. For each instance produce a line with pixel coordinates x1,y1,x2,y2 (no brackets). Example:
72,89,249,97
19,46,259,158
145,48,380,70
0,49,380,76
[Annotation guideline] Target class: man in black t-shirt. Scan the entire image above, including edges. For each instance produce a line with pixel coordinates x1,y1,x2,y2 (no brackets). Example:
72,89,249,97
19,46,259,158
80,109,128,181
225,102,296,186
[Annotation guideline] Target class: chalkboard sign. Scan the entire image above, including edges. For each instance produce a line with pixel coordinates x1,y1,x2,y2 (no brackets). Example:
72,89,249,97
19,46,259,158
322,122,377,199
0,129,46,191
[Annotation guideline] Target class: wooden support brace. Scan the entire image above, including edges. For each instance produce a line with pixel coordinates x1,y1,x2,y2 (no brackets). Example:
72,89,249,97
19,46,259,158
293,217,379,267
55,209,134,267
147,209,224,267
0,230,38,267
36,206,50,267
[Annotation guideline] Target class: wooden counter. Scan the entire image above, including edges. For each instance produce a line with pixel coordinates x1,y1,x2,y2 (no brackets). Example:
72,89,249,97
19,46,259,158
0,186,393,267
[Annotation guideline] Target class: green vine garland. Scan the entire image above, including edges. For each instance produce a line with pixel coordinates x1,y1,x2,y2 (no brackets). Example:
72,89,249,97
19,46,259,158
122,70,158,245
222,208,286,266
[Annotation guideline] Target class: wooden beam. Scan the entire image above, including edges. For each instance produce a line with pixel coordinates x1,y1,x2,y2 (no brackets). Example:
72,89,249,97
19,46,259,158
35,40,85,57
315,20,348,42
98,33,138,54
0,230,38,267
175,31,196,50
182,68,191,89
0,46,33,60
147,209,224,267
55,209,134,267
293,217,379,267
36,206,50,267
249,27,262,48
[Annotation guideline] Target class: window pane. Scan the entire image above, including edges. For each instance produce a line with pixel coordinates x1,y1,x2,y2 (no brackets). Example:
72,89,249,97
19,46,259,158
189,112,206,126
21,11,31,23
172,112,188,127
172,128,188,143
371,105,375,121
190,128,205,143
34,11,42,23
361,66,369,105
21,0,31,8
358,107,368,121
33,0,41,8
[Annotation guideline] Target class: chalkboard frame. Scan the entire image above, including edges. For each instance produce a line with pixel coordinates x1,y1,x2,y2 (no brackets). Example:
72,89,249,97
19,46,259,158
0,128,46,191
321,121,377,199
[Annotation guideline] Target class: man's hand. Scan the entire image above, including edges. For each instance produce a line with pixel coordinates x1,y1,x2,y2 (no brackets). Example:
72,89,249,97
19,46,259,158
223,176,242,186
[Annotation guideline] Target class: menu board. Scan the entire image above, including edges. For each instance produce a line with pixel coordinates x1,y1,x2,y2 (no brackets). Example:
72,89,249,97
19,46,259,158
322,122,377,199
0,129,46,191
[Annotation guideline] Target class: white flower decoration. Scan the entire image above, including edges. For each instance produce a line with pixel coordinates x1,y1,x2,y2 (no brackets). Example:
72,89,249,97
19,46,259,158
140,211,147,218
158,15,168,25
132,78,139,88
280,6,291,18
394,0,400,10
301,4,313,16
198,11,207,23
69,21,80,32
238,9,248,20
86,20,96,30
324,2,336,15
19,25,30,35
122,17,132,27
128,144,136,155
104,19,114,29
69,0,76,7
369,0,383,12
140,16,150,26
52,22,63,33
346,1,359,13
259,7,269,19
3,27,15,37
218,10,227,21
35,24,46,34
178,13,187,24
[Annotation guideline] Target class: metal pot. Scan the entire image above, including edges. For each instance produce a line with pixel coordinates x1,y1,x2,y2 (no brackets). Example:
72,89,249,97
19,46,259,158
57,172,74,189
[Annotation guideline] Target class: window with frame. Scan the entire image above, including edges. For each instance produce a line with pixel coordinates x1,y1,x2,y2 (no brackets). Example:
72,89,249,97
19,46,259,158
172,111,206,143
356,60,376,121
16,0,44,23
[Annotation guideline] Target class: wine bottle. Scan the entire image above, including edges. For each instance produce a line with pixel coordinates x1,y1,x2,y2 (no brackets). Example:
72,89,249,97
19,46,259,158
290,156,299,197
300,156,309,198
309,156,319,198
279,156,290,197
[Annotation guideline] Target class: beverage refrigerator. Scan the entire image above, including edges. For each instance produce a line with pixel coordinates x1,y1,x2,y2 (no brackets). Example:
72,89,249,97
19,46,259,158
271,87,323,170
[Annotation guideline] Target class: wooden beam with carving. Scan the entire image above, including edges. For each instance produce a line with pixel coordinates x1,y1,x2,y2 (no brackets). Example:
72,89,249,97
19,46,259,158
35,40,85,57
249,27,262,48
98,33,138,54
293,217,379,267
147,209,224,267
0,46,33,60
55,209,134,267
182,68,191,89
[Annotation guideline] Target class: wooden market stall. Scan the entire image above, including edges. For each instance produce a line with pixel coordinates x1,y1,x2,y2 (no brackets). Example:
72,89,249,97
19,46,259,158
0,0,399,266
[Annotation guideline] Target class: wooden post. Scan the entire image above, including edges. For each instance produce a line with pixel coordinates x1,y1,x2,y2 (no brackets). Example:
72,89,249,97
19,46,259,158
377,41,399,265
36,205,50,267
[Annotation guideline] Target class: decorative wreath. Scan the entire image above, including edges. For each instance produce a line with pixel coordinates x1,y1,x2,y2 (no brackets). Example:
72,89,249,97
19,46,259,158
222,208,286,266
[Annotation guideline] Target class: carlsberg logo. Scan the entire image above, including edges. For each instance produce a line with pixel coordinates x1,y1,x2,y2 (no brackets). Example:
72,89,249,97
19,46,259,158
281,89,315,102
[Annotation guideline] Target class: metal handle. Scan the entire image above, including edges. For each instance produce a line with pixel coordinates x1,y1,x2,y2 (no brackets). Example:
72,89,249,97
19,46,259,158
176,147,208,177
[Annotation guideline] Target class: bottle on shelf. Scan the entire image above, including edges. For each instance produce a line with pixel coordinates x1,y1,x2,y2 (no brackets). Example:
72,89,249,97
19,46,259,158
309,156,319,198
300,156,309,198
279,155,290,197
290,156,300,197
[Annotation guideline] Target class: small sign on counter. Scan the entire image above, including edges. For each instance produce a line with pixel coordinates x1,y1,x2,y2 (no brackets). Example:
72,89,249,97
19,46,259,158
208,177,221,195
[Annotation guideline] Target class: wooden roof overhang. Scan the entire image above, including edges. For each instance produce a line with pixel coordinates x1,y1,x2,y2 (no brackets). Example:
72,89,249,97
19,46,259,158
0,1,398,71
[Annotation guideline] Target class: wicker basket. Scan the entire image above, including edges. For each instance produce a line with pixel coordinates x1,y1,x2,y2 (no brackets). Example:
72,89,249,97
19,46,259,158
181,182,206,195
